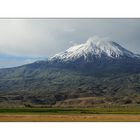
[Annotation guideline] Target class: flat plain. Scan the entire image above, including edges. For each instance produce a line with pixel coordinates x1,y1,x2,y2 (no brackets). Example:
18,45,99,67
0,107,140,122
1,114,140,122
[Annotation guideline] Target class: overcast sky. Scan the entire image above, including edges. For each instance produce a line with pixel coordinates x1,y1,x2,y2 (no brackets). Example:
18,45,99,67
0,19,140,68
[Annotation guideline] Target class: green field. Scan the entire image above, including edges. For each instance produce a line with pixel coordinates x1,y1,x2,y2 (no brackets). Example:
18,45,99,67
0,106,140,115
0,107,140,121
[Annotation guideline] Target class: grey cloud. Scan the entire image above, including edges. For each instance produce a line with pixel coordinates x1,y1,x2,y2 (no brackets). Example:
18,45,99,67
0,18,140,58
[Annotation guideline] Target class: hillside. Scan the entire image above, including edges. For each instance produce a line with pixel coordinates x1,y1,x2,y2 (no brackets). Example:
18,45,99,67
0,67,140,107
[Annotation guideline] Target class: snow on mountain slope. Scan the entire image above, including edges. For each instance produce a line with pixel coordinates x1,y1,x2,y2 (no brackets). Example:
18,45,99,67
50,36,139,62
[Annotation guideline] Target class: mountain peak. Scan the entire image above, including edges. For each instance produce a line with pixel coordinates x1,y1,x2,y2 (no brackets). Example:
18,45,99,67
86,36,109,45
50,36,139,62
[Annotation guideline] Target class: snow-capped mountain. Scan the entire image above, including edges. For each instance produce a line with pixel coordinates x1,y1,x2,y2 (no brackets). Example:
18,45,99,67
50,36,139,62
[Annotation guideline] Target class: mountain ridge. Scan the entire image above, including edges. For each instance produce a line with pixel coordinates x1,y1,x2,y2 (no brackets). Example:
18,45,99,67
50,36,140,63
0,36,140,107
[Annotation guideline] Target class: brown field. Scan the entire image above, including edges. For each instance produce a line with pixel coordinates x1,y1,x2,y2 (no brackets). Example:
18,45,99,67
1,114,140,122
